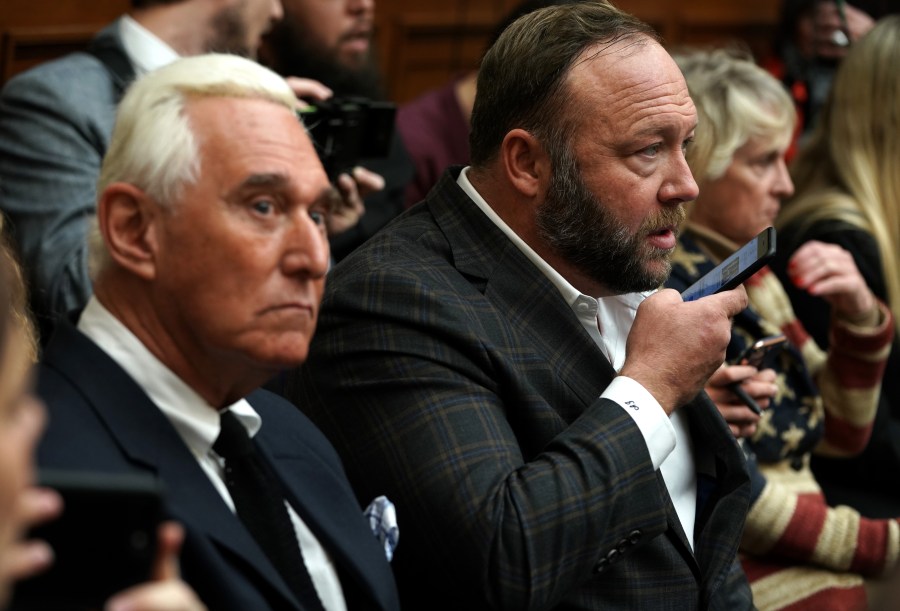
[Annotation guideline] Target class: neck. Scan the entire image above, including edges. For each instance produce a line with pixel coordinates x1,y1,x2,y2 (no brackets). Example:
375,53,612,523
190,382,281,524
94,275,271,408
467,167,612,297
130,3,213,56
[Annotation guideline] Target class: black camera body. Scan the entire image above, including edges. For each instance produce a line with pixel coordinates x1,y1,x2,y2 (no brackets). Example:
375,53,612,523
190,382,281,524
299,97,396,181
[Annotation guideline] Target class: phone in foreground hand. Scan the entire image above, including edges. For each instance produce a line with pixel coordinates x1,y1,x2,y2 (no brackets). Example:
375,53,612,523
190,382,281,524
11,470,163,610
681,227,776,302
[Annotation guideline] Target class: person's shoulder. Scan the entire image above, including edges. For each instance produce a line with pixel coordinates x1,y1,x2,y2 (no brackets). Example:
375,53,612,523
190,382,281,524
248,390,337,445
3,52,111,95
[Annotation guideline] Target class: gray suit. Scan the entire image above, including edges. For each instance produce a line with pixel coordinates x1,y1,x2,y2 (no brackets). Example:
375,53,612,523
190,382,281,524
0,21,129,330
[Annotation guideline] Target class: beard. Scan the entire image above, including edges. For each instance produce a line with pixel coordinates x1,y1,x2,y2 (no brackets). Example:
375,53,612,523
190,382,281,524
260,17,384,99
536,150,685,294
206,1,253,58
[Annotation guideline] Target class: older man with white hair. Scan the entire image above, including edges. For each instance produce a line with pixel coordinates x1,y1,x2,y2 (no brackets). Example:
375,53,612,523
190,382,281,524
34,53,400,611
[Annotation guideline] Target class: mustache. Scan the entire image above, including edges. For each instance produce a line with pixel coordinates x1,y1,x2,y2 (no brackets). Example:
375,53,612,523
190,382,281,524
639,205,686,235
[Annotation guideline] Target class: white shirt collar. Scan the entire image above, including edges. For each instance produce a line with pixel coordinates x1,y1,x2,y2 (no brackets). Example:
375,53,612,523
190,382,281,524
77,296,260,461
456,167,652,370
119,14,180,77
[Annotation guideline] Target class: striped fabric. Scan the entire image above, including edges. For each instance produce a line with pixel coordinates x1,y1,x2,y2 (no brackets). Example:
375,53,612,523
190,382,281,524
669,226,897,610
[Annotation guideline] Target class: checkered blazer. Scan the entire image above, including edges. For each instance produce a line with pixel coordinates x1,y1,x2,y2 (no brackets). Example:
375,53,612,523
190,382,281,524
292,168,755,610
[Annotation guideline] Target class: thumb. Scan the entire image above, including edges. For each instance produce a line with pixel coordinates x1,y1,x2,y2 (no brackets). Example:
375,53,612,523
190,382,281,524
152,521,184,581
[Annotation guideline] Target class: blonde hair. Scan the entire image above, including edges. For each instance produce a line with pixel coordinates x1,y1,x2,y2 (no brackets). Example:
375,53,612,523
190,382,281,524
778,16,900,329
91,53,299,275
0,216,37,363
674,47,796,185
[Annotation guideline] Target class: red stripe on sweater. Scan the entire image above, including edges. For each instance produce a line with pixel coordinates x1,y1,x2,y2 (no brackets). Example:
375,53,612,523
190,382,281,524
848,517,893,575
771,493,828,562
781,319,811,350
827,350,889,390
780,586,866,611
823,415,874,454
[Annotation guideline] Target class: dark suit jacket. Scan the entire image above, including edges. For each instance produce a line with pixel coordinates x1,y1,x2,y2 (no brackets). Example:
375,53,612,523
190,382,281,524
0,21,131,329
292,167,754,610
36,320,400,611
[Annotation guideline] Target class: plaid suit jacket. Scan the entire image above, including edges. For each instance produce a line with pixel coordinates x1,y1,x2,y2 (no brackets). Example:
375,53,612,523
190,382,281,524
293,167,754,610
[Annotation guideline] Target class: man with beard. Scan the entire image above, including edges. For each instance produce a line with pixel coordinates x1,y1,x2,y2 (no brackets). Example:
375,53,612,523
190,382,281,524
260,0,414,261
0,0,365,339
290,3,755,610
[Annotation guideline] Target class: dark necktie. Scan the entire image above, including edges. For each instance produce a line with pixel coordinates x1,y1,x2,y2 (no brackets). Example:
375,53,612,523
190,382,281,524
214,410,326,611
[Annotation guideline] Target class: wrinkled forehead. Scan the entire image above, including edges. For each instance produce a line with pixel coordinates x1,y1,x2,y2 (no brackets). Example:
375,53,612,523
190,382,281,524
565,37,695,129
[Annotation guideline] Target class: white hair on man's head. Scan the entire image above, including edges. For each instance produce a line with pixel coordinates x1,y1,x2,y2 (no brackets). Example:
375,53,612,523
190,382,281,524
98,53,297,204
90,54,298,277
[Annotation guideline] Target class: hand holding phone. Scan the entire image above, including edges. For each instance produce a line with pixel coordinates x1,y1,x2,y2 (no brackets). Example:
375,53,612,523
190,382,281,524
11,470,163,610
725,334,786,415
730,334,787,369
681,227,776,302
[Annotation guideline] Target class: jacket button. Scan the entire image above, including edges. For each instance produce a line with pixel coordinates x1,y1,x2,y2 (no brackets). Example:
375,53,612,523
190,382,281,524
606,549,620,563
628,530,642,545
594,558,609,574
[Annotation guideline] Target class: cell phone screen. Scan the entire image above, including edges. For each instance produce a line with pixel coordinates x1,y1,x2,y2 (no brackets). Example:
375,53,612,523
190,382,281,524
681,227,776,302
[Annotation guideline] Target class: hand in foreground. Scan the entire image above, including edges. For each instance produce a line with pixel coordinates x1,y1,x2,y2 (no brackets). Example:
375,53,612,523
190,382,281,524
811,1,875,59
620,287,749,414
328,166,385,237
104,522,206,611
706,365,777,438
787,240,877,323
0,486,61,588
285,77,333,106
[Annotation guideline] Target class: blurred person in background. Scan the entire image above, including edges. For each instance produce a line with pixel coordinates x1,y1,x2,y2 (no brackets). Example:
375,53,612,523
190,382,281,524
669,47,896,610
773,15,900,521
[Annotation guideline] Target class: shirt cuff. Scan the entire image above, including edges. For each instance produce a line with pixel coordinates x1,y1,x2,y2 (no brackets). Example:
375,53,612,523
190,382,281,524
601,376,676,470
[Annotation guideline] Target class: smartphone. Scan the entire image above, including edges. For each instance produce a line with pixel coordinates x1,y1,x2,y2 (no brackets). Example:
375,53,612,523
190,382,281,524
681,227,776,302
730,334,787,369
11,470,164,610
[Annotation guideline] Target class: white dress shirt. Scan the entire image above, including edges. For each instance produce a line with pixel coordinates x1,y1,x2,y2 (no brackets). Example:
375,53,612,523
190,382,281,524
118,15,180,77
458,168,697,549
78,297,348,609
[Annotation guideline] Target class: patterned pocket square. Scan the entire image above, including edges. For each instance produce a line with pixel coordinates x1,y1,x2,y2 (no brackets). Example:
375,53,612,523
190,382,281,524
364,495,399,562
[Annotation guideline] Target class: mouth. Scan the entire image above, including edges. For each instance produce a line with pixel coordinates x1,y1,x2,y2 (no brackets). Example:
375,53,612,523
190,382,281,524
646,225,677,250
260,303,316,317
341,24,373,51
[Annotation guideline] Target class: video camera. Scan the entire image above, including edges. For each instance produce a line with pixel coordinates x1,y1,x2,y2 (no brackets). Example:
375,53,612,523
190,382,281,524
298,97,396,182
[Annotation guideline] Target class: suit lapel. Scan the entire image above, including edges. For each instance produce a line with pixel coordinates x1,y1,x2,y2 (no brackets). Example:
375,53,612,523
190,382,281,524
41,323,301,609
682,393,750,593
252,402,393,611
429,170,616,420
86,19,136,97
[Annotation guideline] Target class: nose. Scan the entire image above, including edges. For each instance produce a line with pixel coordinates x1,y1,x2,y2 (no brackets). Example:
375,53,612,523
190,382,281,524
348,0,374,16
659,150,700,205
772,156,794,199
283,213,330,280
270,0,284,23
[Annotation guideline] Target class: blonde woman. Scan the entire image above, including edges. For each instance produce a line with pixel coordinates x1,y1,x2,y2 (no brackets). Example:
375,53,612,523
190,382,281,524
774,15,900,520
669,47,896,610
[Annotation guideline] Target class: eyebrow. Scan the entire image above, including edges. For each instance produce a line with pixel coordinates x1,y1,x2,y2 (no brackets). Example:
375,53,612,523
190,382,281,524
318,185,342,213
631,121,698,139
235,173,290,191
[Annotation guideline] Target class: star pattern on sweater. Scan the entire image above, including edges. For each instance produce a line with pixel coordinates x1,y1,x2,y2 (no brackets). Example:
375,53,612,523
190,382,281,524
774,371,793,404
802,395,823,429
752,409,778,441
780,423,806,457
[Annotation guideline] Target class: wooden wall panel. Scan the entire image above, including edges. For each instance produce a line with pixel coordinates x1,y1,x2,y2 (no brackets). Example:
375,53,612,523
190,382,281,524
0,0,782,98
0,0,128,85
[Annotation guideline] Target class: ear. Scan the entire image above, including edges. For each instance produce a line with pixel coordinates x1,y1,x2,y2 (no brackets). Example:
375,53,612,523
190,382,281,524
499,128,551,199
96,183,160,281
